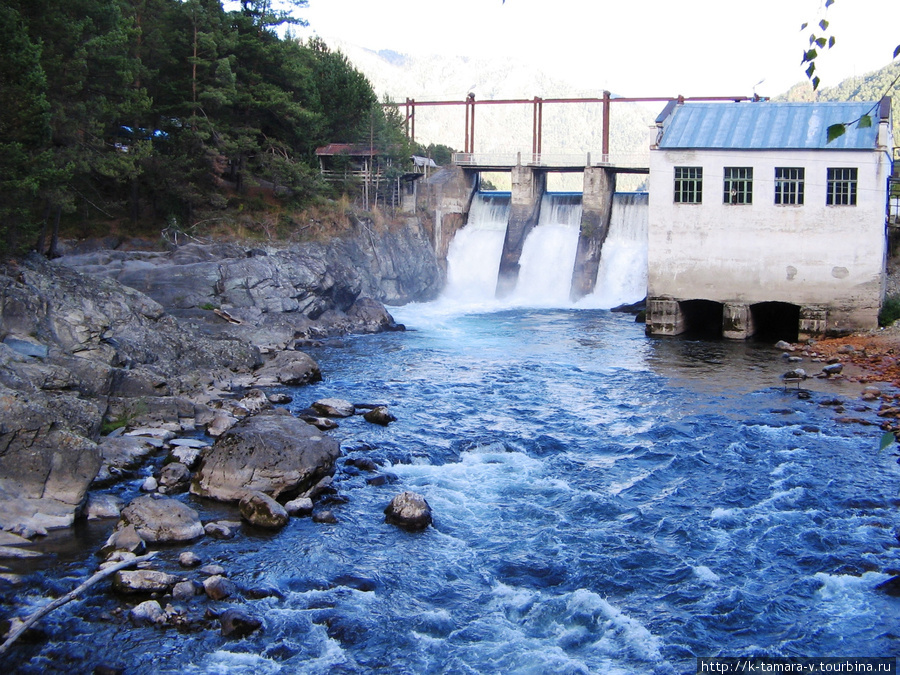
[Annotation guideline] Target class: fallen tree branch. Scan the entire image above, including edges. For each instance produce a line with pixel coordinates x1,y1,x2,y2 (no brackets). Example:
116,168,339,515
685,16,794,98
0,551,157,657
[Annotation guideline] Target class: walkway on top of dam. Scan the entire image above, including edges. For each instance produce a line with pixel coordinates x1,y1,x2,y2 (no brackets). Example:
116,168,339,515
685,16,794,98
451,151,650,173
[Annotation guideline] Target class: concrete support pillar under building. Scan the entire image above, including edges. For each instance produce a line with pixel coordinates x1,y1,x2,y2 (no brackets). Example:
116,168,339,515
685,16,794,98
496,165,545,297
645,298,685,336
723,303,754,340
570,167,617,301
798,307,827,341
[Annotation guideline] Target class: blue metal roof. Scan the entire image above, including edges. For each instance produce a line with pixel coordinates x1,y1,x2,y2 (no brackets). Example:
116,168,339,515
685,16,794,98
658,101,883,150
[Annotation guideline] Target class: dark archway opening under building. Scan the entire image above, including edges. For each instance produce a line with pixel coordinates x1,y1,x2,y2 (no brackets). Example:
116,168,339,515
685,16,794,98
680,300,724,339
751,302,800,343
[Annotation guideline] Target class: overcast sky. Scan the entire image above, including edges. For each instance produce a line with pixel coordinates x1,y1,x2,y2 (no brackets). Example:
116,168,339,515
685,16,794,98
290,0,899,99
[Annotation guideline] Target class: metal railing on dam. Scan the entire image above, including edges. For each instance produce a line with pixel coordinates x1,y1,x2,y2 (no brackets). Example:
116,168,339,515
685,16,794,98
451,151,650,172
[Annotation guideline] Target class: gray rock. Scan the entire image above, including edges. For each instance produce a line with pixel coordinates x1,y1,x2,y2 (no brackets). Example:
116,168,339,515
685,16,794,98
140,476,158,492
363,406,396,426
8,523,46,540
300,415,340,430
384,491,433,531
178,551,202,568
130,600,166,626
300,475,334,500
203,575,237,601
0,387,101,531
99,550,137,570
284,497,314,516
822,363,844,377
0,545,45,559
2,336,49,359
0,255,267,533
168,444,203,470
190,410,340,502
172,580,198,601
312,510,338,524
85,493,124,520
169,437,209,449
219,608,262,638
238,389,270,413
126,427,176,442
100,524,146,557
157,462,191,494
119,494,204,543
94,436,158,485
239,491,289,529
207,412,237,437
199,564,226,576
862,386,882,401
204,522,237,539
311,398,355,418
114,569,179,594
253,351,322,387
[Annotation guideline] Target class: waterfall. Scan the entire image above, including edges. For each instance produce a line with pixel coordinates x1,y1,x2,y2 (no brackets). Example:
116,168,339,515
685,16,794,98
511,193,583,306
442,190,648,311
581,192,649,309
443,192,510,301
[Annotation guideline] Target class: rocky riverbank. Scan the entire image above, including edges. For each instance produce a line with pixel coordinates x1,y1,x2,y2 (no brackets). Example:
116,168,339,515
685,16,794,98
0,242,439,661
0,213,446,661
0,221,440,530
53,213,441,351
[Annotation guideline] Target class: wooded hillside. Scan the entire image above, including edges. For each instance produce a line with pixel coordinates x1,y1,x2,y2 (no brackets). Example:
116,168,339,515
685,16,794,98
0,0,407,255
778,60,900,142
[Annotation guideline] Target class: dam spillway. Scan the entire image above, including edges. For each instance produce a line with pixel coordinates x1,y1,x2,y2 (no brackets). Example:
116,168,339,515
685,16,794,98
443,191,648,309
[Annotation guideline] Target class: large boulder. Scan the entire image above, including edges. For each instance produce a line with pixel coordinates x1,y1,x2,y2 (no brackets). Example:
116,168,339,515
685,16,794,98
0,385,101,530
118,494,204,543
239,491,289,529
0,256,260,530
311,398,355,418
190,410,341,503
253,351,322,387
384,491,433,531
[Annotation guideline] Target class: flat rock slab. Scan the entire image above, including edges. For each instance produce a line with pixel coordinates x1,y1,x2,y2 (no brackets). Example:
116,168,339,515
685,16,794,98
190,410,340,502
311,398,355,418
169,438,209,449
119,494,204,543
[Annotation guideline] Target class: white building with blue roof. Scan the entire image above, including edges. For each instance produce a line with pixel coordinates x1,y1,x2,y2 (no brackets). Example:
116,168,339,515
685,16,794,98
646,98,893,340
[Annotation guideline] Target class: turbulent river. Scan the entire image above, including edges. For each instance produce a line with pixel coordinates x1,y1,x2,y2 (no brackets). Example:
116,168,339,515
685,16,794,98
7,194,900,673
8,305,900,674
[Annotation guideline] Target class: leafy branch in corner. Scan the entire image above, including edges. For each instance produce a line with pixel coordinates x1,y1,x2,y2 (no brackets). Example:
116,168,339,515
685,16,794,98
801,0,900,141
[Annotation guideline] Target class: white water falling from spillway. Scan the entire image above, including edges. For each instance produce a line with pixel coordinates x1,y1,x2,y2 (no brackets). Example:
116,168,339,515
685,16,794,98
580,192,649,309
440,190,647,312
443,192,510,302
511,193,583,306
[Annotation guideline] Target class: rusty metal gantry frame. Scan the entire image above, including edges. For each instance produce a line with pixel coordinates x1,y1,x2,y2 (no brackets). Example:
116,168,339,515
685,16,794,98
397,91,759,157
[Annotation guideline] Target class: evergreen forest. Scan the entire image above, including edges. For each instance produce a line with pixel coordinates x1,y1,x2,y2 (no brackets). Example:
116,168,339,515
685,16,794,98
0,0,422,256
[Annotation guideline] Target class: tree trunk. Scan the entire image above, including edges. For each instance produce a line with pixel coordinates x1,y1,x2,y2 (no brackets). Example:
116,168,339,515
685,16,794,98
48,205,61,259
35,201,52,255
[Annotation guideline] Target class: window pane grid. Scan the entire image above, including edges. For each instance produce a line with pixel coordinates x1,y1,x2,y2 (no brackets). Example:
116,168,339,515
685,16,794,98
827,167,857,206
775,167,804,205
723,167,753,204
674,166,702,203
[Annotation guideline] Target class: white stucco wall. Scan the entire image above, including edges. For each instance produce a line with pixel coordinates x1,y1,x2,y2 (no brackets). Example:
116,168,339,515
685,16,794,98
647,146,890,328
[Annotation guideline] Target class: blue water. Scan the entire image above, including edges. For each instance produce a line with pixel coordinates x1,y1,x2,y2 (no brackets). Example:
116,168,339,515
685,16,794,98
7,308,900,674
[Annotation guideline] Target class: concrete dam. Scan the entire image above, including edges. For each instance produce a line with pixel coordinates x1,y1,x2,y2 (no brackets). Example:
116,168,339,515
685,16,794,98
443,189,648,309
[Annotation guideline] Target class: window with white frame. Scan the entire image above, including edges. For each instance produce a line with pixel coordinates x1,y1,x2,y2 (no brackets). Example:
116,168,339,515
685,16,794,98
674,166,702,203
774,167,804,205
827,167,857,206
723,167,753,204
